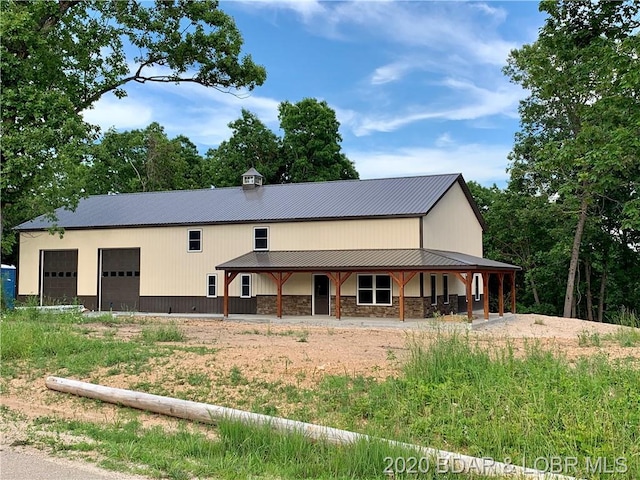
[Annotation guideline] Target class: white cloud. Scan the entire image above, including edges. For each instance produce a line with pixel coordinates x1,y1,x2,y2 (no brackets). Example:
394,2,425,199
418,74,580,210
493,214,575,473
347,143,512,185
82,94,153,130
351,79,524,136
435,133,454,148
264,1,517,67
371,60,414,85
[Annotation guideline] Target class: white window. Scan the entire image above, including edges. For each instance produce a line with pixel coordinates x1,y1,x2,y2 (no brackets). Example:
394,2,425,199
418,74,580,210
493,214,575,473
443,275,449,304
357,274,392,306
188,229,202,252
254,227,269,251
243,176,255,185
474,274,481,301
240,274,251,298
206,274,217,298
430,274,437,305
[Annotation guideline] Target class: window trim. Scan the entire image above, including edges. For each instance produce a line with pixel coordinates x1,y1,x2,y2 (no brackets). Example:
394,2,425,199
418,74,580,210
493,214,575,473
187,229,202,253
206,273,217,298
430,274,437,305
240,274,252,298
253,226,269,251
443,274,449,304
356,274,392,306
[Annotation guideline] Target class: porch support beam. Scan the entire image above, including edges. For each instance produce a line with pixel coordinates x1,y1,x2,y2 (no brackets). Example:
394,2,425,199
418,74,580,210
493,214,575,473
325,272,352,320
388,271,417,321
482,272,490,320
511,271,517,313
453,272,467,285
265,272,293,319
223,271,239,318
498,272,505,317
465,271,473,321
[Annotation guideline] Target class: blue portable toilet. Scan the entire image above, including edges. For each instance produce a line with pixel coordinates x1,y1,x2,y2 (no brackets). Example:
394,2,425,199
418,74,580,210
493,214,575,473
1,264,17,310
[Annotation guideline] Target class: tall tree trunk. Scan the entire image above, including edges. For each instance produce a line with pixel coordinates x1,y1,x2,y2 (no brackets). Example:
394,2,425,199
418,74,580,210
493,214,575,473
597,270,607,322
530,275,541,305
563,197,588,318
585,260,594,321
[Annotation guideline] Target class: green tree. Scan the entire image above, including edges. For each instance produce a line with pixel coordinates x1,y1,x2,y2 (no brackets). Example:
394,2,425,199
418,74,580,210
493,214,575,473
504,0,639,318
206,100,359,187
468,181,568,315
204,109,283,187
86,123,206,195
279,98,358,183
1,0,266,260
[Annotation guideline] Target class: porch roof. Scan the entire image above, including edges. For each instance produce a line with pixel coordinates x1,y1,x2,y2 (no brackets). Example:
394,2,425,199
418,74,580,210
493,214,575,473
216,249,520,273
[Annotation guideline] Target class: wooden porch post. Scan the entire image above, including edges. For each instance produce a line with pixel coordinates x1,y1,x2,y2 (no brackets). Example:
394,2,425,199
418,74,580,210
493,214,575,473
465,271,473,321
498,272,505,317
511,271,517,313
388,271,417,321
326,272,352,320
223,272,238,318
266,272,292,319
482,272,490,320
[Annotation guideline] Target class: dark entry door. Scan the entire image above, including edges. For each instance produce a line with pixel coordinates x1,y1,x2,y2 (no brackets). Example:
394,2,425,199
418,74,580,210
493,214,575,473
100,248,140,311
314,275,329,315
41,250,78,304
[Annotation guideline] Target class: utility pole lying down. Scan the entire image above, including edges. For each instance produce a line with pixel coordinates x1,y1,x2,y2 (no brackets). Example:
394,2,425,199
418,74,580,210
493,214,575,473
46,376,574,480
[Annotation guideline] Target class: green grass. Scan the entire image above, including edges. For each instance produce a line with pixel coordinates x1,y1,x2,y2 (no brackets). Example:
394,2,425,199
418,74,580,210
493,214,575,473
577,329,601,347
0,311,176,378
31,416,497,480
3,310,638,479
139,323,186,343
604,327,640,347
609,307,639,328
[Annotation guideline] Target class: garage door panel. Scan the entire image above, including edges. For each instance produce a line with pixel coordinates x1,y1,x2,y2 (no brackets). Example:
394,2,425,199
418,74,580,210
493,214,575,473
42,250,78,304
100,249,140,311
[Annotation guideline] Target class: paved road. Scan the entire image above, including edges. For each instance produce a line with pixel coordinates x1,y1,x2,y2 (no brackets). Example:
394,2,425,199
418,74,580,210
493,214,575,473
0,447,150,480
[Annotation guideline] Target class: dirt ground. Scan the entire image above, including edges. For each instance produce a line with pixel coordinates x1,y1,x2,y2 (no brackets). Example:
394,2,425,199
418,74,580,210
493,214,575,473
1,313,639,473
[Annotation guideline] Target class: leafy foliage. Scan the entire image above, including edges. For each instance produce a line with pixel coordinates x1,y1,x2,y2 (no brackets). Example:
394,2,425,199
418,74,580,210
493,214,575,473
279,98,359,183
1,0,266,259
86,123,207,194
504,0,640,317
206,98,359,187
204,109,283,187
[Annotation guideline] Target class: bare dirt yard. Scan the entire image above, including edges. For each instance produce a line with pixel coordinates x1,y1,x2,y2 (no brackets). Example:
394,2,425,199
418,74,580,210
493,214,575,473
1,312,639,477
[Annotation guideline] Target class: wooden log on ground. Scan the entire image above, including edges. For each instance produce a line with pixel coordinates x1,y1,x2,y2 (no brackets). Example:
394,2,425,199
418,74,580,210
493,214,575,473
46,376,574,480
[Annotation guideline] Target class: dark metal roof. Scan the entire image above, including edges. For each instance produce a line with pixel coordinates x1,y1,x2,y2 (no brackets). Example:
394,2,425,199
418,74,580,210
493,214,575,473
216,249,521,272
16,174,485,231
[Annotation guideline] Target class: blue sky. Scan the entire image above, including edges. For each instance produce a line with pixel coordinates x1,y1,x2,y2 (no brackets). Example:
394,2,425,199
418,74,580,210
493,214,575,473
82,1,547,187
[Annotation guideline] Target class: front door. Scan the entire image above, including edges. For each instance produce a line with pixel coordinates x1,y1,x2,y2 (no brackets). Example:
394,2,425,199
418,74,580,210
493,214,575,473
313,275,330,315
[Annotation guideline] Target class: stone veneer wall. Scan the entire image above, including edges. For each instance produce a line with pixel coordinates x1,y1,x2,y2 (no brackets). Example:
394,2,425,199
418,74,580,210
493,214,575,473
423,294,459,317
330,296,425,319
257,294,460,318
256,295,312,316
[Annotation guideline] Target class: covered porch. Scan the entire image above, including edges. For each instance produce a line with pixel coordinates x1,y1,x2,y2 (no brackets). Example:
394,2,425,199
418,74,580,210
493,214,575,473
217,249,521,321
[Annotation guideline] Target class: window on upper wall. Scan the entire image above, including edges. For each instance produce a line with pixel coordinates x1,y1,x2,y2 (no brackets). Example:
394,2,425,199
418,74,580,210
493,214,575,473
240,274,251,298
430,274,437,305
474,274,480,301
206,274,217,298
188,229,202,252
254,227,269,251
357,274,392,306
443,275,449,304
